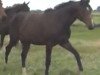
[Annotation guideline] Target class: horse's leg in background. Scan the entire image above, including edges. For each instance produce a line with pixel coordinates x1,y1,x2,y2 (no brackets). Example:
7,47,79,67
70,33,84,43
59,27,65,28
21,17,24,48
4,39,17,71
21,42,30,75
0,34,6,48
45,44,53,75
5,39,18,64
59,40,83,75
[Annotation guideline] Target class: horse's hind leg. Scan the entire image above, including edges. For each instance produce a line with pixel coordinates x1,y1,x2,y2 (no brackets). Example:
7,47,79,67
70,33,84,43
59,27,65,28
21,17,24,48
45,44,53,75
21,42,30,75
59,40,83,75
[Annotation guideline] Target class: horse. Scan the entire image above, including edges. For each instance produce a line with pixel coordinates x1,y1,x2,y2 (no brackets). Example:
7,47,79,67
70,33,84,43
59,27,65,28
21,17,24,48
5,0,94,75
0,2,30,48
0,0,7,22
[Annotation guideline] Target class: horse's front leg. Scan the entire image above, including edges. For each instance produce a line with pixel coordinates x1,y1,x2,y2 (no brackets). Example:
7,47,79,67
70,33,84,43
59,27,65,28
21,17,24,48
45,44,53,75
59,40,83,75
21,43,30,75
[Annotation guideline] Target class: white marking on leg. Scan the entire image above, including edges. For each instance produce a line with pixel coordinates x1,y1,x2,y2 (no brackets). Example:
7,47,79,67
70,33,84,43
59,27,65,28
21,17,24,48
91,19,94,27
2,45,6,52
22,67,27,75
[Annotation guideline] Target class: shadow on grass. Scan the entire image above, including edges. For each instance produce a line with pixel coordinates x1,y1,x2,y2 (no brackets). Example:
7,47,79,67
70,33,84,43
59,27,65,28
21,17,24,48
2,68,14,75
33,68,44,75
0,65,21,75
59,69,77,75
32,68,77,75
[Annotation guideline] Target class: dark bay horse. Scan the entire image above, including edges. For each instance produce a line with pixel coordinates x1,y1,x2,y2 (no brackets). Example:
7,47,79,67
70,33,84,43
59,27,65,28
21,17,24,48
0,2,30,48
5,0,94,75
0,0,7,22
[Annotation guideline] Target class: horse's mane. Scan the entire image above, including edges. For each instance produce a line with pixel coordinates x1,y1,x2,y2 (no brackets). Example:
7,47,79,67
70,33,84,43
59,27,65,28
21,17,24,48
44,1,92,13
54,1,75,10
12,4,21,8
54,1,92,12
44,1,75,13
5,4,22,12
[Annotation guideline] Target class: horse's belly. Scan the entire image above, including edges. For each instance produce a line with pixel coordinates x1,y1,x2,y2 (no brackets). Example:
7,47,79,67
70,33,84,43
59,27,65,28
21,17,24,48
20,34,68,46
19,34,48,44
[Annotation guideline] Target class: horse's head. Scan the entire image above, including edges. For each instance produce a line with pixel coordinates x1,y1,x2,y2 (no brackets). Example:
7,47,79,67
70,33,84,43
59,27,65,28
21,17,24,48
0,0,7,21
21,2,30,12
12,2,30,13
76,0,94,30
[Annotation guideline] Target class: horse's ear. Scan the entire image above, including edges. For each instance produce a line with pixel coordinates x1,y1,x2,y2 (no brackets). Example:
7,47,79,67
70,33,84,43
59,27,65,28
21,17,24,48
80,0,90,6
27,1,30,5
23,2,25,4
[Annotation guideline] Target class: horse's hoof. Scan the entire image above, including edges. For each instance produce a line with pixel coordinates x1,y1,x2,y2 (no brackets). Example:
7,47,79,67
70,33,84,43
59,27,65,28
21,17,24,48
77,71,83,75
22,68,27,75
3,67,7,71
3,63,7,71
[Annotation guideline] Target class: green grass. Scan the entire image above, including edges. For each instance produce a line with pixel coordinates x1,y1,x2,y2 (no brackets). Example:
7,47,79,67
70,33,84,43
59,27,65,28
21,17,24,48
0,12,100,75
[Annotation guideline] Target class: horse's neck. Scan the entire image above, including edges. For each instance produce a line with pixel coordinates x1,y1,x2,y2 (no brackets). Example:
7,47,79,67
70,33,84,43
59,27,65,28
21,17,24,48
6,13,15,20
55,9,77,28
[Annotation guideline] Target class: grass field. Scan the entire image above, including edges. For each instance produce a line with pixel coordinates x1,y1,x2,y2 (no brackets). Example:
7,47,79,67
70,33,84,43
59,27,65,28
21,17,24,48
0,12,100,75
